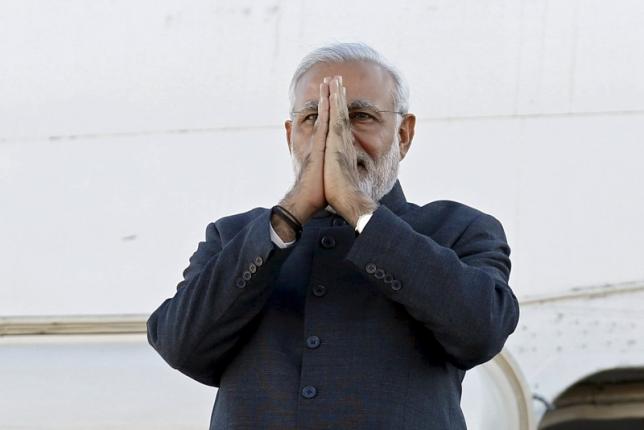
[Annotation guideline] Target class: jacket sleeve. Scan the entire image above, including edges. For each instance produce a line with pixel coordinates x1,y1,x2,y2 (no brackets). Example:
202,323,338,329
146,209,293,386
344,204,520,370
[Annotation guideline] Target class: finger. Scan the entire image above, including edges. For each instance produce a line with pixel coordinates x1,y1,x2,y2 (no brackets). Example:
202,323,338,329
339,85,353,145
327,78,358,175
329,78,350,152
337,79,351,139
333,79,353,154
313,81,329,155
328,78,337,141
330,77,349,138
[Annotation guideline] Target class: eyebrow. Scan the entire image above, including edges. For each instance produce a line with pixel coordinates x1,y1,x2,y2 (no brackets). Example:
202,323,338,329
294,100,319,112
293,99,382,113
347,100,380,110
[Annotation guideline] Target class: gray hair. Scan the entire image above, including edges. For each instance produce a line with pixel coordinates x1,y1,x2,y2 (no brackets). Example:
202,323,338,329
288,42,410,115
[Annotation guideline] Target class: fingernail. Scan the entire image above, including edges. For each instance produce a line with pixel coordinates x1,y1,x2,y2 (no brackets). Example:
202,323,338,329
323,77,330,84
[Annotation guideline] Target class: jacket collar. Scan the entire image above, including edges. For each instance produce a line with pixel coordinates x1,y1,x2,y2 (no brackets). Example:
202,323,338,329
311,179,408,219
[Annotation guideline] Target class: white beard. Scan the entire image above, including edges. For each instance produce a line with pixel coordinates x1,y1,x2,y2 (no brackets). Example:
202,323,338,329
354,135,401,203
290,136,401,213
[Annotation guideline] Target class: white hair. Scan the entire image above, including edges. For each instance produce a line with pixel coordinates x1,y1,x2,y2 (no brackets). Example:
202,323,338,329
288,42,410,115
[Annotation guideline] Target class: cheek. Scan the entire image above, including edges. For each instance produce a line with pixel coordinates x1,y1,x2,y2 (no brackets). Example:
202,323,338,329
292,144,306,163
354,129,395,160
295,122,316,137
290,126,312,152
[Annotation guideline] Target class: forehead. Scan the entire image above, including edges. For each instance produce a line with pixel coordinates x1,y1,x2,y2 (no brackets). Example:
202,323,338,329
293,61,395,108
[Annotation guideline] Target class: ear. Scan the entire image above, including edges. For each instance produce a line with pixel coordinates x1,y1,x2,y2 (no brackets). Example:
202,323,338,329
284,120,293,154
397,113,416,161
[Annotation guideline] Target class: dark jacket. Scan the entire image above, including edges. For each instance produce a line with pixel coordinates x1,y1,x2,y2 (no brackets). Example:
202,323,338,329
147,180,520,429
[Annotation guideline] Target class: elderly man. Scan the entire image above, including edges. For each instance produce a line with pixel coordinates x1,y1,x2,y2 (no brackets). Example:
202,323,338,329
147,42,519,430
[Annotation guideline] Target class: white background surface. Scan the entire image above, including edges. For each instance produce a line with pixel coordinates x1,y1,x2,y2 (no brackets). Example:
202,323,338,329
2,0,643,316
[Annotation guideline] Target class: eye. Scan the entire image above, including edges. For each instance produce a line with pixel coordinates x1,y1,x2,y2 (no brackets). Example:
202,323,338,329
349,111,377,122
302,113,318,123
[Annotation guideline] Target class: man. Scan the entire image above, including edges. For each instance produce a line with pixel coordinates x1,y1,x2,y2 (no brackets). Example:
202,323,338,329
147,42,519,429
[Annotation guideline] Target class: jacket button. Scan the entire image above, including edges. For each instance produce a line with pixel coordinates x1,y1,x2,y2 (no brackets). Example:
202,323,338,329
306,336,320,349
375,269,385,279
235,279,246,289
365,263,377,274
302,385,317,399
254,256,263,266
384,274,394,283
248,263,257,273
332,217,345,226
391,280,402,291
306,335,321,349
320,235,336,249
312,284,327,297
242,271,252,281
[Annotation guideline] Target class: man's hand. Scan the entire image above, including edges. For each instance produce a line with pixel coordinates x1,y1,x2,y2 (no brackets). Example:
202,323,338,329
323,76,378,227
273,75,378,242
272,80,330,242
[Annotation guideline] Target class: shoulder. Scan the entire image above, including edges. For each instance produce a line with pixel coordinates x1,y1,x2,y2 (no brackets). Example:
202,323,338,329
403,199,485,224
206,207,270,243
401,199,504,246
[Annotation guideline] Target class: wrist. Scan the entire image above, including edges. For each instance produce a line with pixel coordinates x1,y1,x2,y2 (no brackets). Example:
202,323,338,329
271,213,297,243
344,191,378,228
279,196,315,226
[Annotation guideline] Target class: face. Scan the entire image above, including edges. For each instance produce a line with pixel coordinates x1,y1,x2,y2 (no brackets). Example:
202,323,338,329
285,60,415,202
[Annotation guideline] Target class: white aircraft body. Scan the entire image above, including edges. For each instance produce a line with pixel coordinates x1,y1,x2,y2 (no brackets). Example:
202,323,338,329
2,1,643,429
